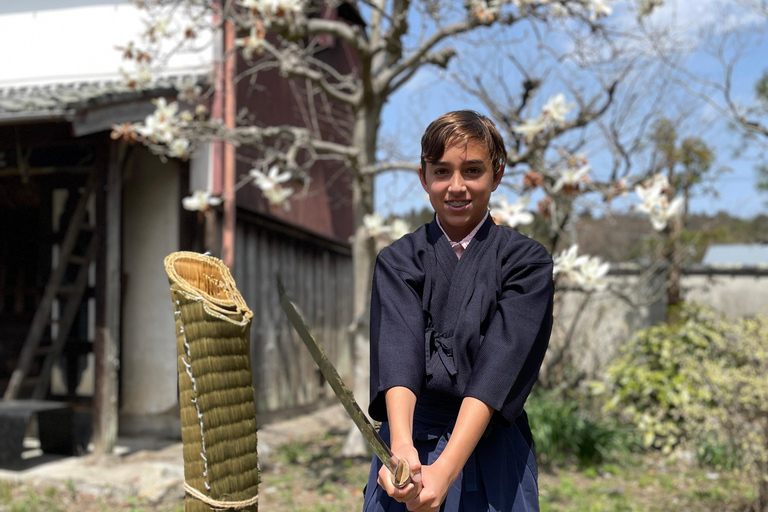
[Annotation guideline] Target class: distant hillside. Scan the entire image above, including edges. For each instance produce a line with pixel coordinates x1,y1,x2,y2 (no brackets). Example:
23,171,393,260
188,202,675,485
394,208,768,264
574,212,768,263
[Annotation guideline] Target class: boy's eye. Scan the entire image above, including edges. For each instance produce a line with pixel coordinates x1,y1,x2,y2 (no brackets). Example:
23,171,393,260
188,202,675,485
465,167,483,174
433,168,449,175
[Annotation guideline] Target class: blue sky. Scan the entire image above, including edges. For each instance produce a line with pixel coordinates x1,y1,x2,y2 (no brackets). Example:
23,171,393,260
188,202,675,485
374,0,768,221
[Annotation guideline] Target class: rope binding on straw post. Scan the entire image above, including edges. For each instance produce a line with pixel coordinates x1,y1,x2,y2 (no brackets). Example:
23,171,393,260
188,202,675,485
184,482,258,509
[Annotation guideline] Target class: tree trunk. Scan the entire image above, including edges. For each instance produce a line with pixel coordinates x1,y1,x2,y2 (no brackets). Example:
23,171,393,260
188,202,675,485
341,105,382,457
665,168,682,324
664,212,683,323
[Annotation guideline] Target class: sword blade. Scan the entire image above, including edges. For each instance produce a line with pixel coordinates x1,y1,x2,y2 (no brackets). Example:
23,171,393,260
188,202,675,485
278,279,409,485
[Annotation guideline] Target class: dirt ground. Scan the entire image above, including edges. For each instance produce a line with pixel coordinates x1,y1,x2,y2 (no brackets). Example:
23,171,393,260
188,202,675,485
0,404,757,512
0,404,356,512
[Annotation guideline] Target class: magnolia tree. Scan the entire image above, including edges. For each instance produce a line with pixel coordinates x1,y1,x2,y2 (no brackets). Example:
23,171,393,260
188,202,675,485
113,0,705,452
444,15,706,385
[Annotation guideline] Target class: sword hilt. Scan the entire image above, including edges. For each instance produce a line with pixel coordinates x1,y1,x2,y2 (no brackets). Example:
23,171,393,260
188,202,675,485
392,457,413,489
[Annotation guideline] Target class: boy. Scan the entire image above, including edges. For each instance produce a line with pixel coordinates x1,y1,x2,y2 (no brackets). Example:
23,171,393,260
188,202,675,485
362,111,554,512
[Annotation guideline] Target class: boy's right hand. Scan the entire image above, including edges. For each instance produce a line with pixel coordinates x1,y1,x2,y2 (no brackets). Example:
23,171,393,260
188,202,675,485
377,443,422,503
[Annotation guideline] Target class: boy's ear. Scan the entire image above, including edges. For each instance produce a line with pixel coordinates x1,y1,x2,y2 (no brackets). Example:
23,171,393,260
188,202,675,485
491,162,505,191
418,166,428,191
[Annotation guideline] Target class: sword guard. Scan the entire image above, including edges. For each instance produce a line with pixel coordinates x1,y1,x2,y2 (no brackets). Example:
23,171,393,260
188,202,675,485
392,457,412,489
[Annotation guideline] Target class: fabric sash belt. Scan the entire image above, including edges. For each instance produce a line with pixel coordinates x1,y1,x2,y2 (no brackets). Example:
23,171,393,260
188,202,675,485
425,327,457,377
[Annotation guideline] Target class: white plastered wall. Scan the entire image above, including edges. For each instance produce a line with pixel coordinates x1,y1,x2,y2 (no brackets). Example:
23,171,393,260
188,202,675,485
121,147,180,416
0,1,214,88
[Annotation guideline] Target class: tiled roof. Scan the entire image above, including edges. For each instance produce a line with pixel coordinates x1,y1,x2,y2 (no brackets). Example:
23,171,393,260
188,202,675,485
702,244,768,266
0,75,205,122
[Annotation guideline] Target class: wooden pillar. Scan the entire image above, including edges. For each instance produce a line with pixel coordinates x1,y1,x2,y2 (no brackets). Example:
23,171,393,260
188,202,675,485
222,17,237,268
93,142,124,455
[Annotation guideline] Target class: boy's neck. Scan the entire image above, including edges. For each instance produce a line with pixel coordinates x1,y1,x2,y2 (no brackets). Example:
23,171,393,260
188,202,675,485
436,210,489,243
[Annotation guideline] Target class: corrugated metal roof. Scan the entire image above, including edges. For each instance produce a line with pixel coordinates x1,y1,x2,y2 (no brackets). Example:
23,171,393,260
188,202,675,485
702,244,768,265
0,75,205,123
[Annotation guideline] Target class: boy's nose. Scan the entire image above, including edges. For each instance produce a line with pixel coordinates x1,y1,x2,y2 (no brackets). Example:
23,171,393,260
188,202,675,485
448,172,466,194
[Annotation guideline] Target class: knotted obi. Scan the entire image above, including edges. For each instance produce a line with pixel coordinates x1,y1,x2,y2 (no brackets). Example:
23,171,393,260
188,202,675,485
425,321,456,378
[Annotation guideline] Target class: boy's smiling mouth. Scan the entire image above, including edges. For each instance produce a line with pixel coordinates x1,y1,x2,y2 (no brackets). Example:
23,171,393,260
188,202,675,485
446,200,471,208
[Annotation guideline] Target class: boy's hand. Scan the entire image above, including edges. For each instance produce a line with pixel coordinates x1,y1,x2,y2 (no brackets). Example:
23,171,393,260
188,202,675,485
377,443,422,503
405,459,454,512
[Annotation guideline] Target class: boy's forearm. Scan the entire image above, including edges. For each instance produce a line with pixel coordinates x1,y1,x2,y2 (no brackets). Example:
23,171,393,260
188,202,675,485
433,397,494,484
384,386,417,448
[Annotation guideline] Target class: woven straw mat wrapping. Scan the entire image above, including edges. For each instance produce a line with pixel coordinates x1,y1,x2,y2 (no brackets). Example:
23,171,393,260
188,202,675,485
165,252,258,512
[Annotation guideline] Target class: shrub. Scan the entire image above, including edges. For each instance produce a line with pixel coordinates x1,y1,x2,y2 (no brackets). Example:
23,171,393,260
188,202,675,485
601,304,768,511
596,304,724,453
526,390,638,469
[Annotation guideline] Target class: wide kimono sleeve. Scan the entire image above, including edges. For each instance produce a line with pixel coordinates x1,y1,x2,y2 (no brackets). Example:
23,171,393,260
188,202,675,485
463,237,554,425
368,244,426,423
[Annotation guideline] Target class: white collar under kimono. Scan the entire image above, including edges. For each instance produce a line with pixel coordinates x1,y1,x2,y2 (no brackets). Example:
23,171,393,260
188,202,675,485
435,210,489,259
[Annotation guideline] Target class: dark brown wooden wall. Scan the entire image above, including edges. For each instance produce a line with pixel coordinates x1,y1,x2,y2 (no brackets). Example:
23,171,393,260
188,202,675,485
233,214,353,421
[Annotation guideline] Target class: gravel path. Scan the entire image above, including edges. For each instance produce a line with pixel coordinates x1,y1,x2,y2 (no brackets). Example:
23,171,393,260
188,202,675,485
0,404,352,506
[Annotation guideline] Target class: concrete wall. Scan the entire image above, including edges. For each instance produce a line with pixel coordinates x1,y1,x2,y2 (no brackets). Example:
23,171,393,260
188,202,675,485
684,272,768,318
544,267,768,385
120,148,180,429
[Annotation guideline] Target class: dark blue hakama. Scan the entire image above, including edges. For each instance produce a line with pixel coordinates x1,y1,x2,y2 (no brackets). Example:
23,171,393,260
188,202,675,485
362,398,540,512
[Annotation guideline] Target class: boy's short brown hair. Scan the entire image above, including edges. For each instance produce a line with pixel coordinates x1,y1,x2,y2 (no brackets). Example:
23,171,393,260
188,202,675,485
420,110,506,175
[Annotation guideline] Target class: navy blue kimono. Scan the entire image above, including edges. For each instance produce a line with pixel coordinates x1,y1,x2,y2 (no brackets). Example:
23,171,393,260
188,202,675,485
363,214,554,512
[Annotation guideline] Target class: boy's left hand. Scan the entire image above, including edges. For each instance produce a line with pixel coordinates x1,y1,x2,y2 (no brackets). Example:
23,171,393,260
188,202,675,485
405,460,455,512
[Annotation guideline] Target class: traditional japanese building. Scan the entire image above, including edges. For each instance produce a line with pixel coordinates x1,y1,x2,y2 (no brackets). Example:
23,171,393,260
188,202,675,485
0,0,360,448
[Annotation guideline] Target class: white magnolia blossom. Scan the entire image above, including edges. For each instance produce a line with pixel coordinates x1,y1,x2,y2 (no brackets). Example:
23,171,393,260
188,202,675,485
552,163,590,193
182,190,222,212
542,93,574,125
180,110,195,123
554,245,609,292
513,93,574,142
509,0,611,20
262,185,294,210
553,244,588,277
490,196,534,228
168,138,191,159
512,117,549,141
249,166,294,209
549,3,569,17
512,0,548,7
614,177,629,198
363,213,389,238
239,0,303,17
249,165,292,191
237,27,265,59
363,214,411,247
573,255,610,291
137,97,180,144
635,182,664,215
389,218,412,241
587,0,613,20
144,17,173,39
120,64,153,89
177,77,202,102
635,173,683,231
649,196,684,231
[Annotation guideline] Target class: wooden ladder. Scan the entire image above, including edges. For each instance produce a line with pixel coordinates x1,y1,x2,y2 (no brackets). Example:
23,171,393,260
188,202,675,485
4,173,99,401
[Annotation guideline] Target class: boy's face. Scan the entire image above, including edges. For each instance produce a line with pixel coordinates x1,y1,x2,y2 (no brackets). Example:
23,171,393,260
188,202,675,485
419,139,502,241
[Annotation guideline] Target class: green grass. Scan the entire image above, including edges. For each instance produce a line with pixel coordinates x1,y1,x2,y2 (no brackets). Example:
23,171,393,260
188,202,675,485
0,430,757,511
539,456,754,512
